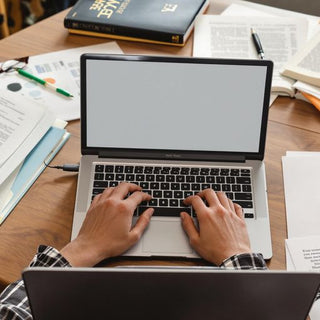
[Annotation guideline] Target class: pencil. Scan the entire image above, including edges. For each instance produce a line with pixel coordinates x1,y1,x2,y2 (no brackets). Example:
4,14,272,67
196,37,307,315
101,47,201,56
17,69,73,98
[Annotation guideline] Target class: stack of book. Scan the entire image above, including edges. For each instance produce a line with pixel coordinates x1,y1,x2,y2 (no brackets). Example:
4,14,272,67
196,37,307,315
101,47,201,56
0,90,70,224
281,30,320,111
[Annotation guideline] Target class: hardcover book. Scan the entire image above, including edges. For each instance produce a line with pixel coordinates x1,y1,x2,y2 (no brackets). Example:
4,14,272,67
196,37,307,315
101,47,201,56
64,0,209,46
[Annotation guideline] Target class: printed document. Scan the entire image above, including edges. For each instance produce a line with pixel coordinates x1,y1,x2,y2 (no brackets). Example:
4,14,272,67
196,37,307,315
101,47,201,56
0,90,55,185
193,15,308,97
0,93,45,167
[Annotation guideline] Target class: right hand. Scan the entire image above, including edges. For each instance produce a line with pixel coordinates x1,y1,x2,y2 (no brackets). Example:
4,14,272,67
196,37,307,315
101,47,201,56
180,189,252,265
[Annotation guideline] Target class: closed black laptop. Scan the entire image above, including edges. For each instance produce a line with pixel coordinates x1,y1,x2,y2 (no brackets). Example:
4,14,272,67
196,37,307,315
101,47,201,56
23,267,320,320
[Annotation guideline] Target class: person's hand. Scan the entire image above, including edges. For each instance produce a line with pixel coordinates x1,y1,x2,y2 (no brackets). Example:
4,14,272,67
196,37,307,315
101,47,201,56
180,189,251,265
61,183,154,267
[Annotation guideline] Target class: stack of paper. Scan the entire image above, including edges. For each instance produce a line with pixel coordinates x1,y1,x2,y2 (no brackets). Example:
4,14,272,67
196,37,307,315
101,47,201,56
282,151,320,319
0,90,70,225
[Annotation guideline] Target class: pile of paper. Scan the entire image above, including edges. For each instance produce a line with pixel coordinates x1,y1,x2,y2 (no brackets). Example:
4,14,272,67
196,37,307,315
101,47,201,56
282,151,320,319
0,90,70,224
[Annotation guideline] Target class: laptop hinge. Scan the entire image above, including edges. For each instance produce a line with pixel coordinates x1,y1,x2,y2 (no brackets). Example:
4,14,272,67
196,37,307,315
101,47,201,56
97,151,247,163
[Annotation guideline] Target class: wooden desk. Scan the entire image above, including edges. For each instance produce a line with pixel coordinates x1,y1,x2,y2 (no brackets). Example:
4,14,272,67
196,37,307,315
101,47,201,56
0,0,320,292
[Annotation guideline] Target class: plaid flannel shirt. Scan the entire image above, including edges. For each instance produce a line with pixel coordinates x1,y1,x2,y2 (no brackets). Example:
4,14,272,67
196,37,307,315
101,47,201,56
0,246,267,320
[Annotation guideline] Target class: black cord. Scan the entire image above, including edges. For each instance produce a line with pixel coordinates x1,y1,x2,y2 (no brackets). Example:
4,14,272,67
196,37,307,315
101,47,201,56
44,161,79,172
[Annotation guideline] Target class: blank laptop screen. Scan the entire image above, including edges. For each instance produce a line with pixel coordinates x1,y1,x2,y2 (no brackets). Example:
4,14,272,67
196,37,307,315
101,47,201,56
85,58,268,154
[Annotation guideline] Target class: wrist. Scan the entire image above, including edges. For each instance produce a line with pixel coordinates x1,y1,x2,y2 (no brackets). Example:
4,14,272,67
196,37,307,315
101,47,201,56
60,238,109,267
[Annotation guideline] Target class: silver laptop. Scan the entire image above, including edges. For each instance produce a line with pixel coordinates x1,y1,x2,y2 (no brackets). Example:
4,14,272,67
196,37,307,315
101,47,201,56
72,54,273,259
23,267,320,320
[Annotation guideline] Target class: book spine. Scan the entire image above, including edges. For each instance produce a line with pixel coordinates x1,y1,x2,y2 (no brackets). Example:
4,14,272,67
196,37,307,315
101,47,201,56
64,19,184,44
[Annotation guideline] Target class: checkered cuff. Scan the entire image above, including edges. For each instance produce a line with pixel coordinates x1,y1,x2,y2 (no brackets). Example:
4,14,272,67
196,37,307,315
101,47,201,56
220,253,267,270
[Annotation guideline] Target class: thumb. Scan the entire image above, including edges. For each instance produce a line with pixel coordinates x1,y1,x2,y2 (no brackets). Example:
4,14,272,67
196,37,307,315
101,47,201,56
180,212,199,244
129,208,154,243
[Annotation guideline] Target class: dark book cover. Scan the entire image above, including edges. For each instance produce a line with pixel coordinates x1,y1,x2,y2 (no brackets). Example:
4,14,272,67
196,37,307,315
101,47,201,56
64,0,209,45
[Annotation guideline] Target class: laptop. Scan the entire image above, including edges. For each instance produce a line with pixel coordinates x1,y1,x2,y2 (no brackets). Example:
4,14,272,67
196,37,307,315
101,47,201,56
72,54,273,259
23,267,320,320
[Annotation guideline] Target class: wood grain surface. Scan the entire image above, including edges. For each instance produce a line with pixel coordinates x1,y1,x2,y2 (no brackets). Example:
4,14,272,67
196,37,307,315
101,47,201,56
0,2,319,293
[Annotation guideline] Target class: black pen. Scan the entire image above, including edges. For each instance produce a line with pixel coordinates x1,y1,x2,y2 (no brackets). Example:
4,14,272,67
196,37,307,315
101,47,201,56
251,28,265,60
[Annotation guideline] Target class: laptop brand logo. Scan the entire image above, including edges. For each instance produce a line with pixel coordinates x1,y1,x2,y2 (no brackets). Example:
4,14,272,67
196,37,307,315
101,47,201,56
165,153,182,159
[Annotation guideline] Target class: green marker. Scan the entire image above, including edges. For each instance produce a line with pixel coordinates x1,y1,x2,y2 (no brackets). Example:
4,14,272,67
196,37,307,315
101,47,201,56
17,69,74,98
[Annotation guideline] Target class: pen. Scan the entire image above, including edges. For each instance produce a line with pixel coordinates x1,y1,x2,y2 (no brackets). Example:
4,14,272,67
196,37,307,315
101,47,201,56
251,28,265,60
17,68,74,98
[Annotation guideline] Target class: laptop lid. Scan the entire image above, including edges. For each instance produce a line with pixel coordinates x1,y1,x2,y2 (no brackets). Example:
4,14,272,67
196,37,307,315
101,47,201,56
80,54,273,162
23,267,320,320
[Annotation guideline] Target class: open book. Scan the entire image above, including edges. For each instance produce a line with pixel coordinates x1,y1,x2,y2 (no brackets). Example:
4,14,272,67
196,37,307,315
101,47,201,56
281,29,320,88
193,14,309,97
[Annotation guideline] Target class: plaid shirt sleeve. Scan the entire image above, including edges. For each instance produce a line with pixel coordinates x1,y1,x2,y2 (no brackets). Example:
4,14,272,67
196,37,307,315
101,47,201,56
0,245,71,320
219,253,268,270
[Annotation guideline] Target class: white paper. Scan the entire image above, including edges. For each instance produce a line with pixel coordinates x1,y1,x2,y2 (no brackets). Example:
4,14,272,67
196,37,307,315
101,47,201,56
0,165,21,211
293,81,320,99
0,94,55,185
286,236,320,271
0,91,45,167
282,153,320,239
0,42,123,121
310,299,320,320
222,2,320,39
193,15,308,97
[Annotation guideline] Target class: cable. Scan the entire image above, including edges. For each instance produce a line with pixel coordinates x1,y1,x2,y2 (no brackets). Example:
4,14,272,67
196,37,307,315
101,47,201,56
44,161,79,172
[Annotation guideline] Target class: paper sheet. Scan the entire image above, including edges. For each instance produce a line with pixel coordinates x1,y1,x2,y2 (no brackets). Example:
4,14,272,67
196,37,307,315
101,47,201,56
222,2,320,39
0,91,46,167
282,153,320,239
0,42,123,121
286,236,320,271
0,96,55,185
193,13,308,97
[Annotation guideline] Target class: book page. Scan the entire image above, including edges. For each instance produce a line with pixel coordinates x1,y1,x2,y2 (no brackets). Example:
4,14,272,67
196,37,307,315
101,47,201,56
193,15,308,97
281,29,320,87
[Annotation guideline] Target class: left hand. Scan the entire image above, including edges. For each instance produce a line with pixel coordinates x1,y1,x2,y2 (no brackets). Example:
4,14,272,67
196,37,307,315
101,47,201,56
60,183,154,267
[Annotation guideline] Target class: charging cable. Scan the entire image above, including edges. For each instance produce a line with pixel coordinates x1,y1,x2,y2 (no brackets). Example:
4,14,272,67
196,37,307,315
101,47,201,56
44,161,80,172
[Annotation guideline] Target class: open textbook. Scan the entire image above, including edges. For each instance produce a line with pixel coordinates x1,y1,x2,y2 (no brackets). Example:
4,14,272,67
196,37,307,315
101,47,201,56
281,29,320,88
193,1,320,102
193,14,308,97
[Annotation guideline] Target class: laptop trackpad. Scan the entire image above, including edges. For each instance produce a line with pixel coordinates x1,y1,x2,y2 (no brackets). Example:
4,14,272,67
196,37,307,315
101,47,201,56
142,220,193,254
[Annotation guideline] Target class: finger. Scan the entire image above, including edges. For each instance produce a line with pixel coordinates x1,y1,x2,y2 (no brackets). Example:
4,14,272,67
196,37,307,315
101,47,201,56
184,195,207,213
129,208,154,242
125,190,152,208
228,198,235,212
101,186,115,197
216,191,231,210
91,193,102,205
180,212,200,246
234,203,244,218
111,182,141,199
198,188,219,207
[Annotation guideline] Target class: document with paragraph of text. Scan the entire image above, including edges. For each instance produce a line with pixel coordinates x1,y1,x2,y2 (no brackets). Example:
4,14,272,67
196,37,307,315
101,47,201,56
0,90,55,185
193,15,308,97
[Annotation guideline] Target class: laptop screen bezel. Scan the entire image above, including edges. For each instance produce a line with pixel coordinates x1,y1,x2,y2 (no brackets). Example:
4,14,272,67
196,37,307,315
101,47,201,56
80,54,273,162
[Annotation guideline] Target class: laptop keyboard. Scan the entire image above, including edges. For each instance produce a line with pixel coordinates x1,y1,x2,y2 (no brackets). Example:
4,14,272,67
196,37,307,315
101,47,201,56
91,163,255,219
